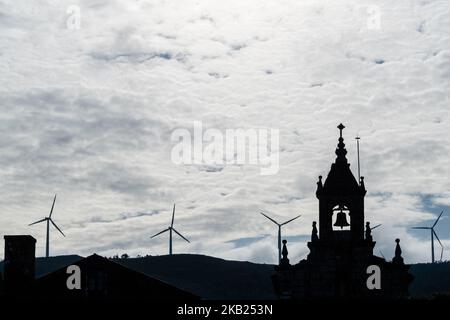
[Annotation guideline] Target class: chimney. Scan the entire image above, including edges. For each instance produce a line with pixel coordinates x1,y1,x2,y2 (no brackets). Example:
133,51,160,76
3,235,36,295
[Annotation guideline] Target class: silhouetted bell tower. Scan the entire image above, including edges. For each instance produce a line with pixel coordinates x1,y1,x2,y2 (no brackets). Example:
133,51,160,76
271,123,413,299
316,123,366,242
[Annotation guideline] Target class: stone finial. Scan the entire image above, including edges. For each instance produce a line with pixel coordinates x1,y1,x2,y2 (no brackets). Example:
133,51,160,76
365,222,372,241
312,221,319,242
316,176,323,195
280,240,290,266
393,238,404,264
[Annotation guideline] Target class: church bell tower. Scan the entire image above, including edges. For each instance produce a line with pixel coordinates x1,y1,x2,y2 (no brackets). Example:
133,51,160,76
271,123,413,299
316,123,367,242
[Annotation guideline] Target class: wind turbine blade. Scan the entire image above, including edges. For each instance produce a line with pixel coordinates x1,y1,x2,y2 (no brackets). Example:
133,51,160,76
411,227,430,230
150,228,170,238
171,203,176,227
260,212,279,226
29,218,47,226
433,230,443,248
50,219,65,237
370,224,382,230
172,228,190,243
433,230,444,261
281,215,301,226
49,194,57,218
432,210,444,228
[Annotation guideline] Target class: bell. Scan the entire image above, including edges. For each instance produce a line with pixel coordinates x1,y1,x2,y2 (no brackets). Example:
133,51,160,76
334,209,350,229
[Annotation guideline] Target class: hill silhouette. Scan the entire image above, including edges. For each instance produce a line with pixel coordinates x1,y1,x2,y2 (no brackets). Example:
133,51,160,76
2,254,450,299
410,262,450,298
0,255,83,278
115,254,276,299
34,255,83,277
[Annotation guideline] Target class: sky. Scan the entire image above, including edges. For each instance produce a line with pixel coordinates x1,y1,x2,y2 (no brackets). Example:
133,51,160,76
0,0,449,264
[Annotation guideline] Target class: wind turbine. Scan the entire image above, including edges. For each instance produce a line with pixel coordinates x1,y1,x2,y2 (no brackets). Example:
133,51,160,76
151,204,190,255
29,194,65,258
412,211,445,263
260,211,301,264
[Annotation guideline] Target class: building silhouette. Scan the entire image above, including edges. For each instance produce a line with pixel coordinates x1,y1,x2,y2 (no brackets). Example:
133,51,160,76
2,235,36,298
272,124,413,299
0,236,198,300
35,254,198,300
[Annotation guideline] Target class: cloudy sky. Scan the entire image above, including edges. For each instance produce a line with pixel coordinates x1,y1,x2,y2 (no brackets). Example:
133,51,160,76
0,0,449,264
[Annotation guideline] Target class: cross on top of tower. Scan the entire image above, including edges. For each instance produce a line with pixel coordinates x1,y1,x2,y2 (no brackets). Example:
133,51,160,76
337,123,345,138
335,123,347,163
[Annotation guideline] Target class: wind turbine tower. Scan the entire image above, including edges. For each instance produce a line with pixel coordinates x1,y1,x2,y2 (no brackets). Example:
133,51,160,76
412,211,445,263
151,204,190,255
29,194,65,258
260,211,301,264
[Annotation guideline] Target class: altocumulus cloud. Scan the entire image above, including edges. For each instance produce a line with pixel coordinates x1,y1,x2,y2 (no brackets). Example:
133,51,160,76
0,0,449,263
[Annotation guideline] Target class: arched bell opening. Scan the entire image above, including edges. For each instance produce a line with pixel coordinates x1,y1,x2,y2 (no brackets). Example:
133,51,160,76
332,204,351,231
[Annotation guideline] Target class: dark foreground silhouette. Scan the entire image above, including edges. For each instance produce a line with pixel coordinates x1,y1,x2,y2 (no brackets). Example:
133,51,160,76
1,253,450,300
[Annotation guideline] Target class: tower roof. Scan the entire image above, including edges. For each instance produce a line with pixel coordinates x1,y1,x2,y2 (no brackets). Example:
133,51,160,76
320,124,363,196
